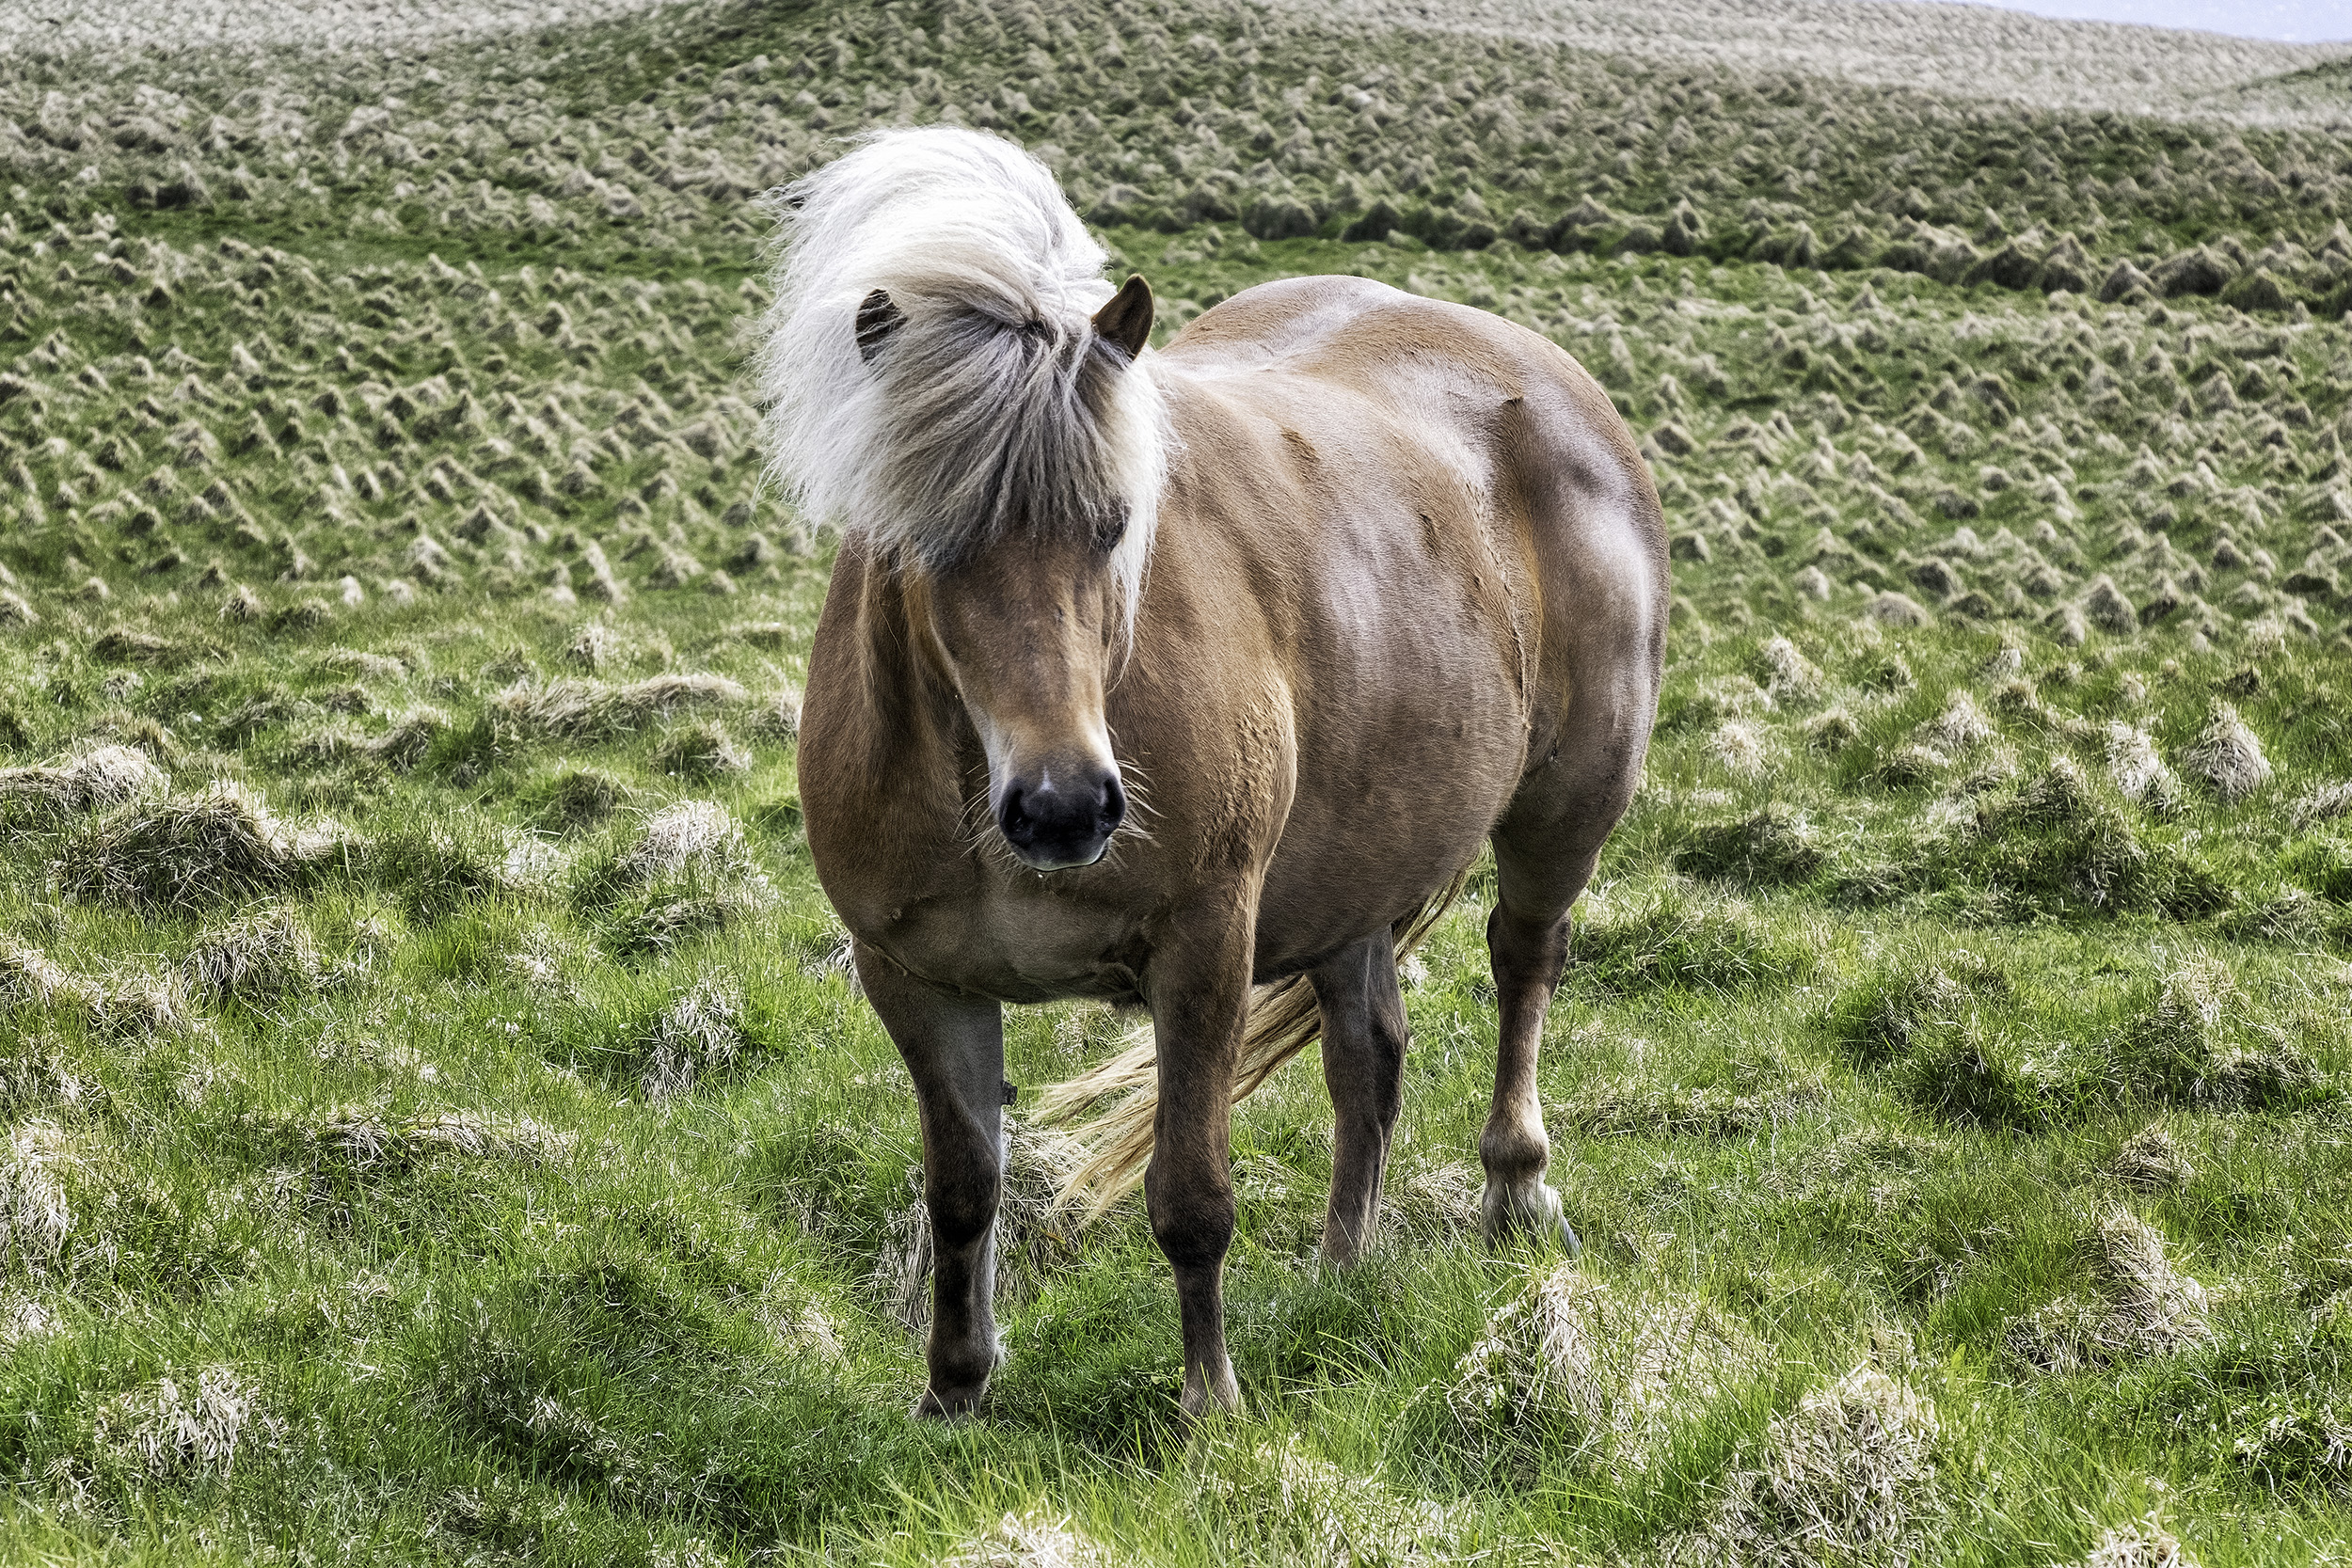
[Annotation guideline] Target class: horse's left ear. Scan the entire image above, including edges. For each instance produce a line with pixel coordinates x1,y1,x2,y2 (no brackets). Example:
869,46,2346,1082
855,288,904,364
1092,274,1153,359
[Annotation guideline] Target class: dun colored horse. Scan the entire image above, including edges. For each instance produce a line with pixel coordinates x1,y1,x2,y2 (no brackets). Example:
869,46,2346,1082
762,128,1666,1418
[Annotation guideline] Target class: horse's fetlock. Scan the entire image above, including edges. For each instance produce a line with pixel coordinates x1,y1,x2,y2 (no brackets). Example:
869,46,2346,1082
1479,1122,1550,1186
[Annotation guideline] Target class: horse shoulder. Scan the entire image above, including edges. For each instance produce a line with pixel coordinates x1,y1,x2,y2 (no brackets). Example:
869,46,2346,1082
801,543,977,932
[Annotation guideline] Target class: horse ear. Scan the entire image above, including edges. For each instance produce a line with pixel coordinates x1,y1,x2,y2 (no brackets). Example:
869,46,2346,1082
1092,274,1153,359
854,288,904,364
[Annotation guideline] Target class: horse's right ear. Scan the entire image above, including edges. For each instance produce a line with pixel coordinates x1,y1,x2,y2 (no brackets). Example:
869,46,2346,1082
854,288,904,364
1092,274,1153,360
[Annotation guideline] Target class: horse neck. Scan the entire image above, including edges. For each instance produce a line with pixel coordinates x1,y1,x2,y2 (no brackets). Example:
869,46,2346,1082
845,551,978,787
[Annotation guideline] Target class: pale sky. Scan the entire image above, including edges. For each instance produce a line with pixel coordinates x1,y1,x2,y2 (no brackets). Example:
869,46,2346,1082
1893,0,2352,42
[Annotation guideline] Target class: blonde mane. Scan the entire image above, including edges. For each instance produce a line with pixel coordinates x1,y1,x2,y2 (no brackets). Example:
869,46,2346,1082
756,127,1166,624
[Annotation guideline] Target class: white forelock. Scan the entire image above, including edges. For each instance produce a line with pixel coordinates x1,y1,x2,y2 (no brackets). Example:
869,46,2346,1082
755,127,1166,626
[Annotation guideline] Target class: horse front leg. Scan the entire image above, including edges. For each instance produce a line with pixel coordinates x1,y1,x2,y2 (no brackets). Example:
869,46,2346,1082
853,939,1008,1418
1144,907,1253,1417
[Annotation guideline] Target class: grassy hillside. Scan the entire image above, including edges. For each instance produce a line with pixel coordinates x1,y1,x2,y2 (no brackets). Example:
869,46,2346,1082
3,0,2352,1563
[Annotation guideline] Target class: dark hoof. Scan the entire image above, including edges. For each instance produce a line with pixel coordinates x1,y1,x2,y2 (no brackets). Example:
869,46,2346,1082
913,1383,986,1419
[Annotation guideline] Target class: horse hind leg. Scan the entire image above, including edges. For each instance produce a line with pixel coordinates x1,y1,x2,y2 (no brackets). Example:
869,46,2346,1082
1311,932,1409,1267
1479,741,1643,1255
1479,894,1578,1254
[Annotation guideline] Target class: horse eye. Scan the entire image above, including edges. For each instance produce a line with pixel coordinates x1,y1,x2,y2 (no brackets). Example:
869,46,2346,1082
1093,514,1127,553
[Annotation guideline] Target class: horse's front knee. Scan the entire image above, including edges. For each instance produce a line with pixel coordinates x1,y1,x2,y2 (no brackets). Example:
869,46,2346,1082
924,1152,1003,1252
1145,1160,1235,1271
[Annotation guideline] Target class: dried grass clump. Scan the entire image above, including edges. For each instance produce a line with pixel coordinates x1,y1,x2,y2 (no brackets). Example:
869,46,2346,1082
937,1512,1110,1568
0,939,81,1016
1709,718,1771,776
1565,1074,1824,1139
1452,1266,1755,1472
615,800,748,887
96,1367,272,1479
491,673,747,740
880,1118,1089,1336
2181,703,2270,800
1571,883,1817,997
1863,591,1933,627
1876,742,1951,788
2067,1514,2196,1568
0,744,167,820
655,720,751,781
1190,1434,1471,1568
747,688,803,743
1677,804,1827,886
0,937,187,1037
183,904,320,1003
534,768,630,831
2005,1210,2212,1373
642,976,746,1101
1391,1160,1483,1235
1829,953,2005,1065
1805,708,1861,752
2290,781,2352,830
56,782,339,913
2104,723,2181,813
302,1108,576,1168
1919,690,1994,752
1756,635,1823,704
2232,1406,2352,1494
1680,1367,1943,1567
2110,1124,2195,1194
2083,576,2137,635
0,1119,74,1264
0,1291,56,1347
364,706,450,771
2124,957,2315,1108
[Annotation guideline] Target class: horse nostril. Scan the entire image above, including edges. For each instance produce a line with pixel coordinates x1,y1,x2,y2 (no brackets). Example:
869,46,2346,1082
1100,774,1126,832
998,785,1032,841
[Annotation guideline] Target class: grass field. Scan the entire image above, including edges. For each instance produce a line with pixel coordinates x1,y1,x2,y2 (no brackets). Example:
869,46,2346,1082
4,0,2352,1561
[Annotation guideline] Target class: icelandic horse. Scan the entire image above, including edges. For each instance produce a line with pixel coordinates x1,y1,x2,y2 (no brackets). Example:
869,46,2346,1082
761,128,1666,1418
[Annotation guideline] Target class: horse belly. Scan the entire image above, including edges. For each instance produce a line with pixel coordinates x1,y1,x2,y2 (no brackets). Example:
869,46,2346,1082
1251,656,1525,978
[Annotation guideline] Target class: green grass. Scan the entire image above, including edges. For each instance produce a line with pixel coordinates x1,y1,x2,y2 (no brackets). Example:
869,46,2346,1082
4,0,2352,1561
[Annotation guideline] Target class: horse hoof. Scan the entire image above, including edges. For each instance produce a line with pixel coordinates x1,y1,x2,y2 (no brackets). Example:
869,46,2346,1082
1178,1364,1242,1420
914,1383,986,1419
1481,1180,1576,1256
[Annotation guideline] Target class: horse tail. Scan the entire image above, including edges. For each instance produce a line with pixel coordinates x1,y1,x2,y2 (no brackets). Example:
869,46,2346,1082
1033,865,1475,1218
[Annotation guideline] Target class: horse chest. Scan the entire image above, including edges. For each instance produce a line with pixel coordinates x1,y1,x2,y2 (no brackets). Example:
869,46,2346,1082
856,863,1151,1005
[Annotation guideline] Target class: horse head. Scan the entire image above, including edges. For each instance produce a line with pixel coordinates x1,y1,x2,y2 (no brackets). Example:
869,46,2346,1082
878,273,1156,872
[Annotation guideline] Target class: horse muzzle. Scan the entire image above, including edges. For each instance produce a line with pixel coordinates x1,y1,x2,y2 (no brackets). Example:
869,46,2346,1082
996,764,1125,871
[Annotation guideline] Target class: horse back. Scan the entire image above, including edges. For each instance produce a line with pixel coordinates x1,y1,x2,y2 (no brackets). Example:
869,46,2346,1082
1163,275,1668,795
